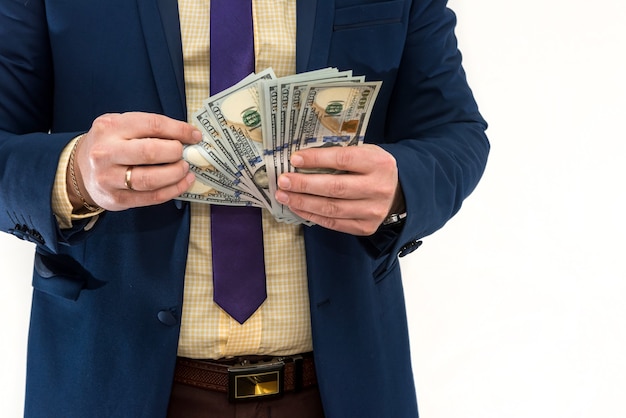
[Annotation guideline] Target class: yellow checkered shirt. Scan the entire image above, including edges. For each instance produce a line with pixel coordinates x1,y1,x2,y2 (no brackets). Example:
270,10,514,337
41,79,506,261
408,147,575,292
52,0,312,359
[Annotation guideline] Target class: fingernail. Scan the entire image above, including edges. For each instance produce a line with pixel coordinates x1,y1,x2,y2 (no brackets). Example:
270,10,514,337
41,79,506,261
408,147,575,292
192,129,202,142
291,154,304,167
275,190,289,204
277,175,291,190
186,172,196,184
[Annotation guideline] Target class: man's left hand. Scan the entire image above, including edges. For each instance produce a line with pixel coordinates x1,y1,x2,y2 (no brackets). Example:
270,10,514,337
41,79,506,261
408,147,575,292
275,144,404,236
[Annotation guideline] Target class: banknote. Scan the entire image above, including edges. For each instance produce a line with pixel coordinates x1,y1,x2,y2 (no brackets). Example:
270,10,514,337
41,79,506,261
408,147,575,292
191,108,240,175
282,74,361,174
183,146,262,207
203,69,276,207
260,69,348,217
290,81,381,174
259,80,282,214
178,177,256,206
179,68,381,225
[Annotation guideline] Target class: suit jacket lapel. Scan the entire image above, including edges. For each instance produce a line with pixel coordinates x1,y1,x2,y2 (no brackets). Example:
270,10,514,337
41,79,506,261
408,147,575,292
135,0,333,115
136,0,186,120
296,0,334,72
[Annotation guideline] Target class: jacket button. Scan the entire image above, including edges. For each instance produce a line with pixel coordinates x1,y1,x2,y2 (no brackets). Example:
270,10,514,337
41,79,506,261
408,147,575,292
10,228,25,240
26,230,45,245
157,310,178,326
398,239,422,257
174,200,186,210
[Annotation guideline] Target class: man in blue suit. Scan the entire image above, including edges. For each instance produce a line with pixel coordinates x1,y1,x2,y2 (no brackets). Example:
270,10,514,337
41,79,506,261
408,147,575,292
0,0,489,416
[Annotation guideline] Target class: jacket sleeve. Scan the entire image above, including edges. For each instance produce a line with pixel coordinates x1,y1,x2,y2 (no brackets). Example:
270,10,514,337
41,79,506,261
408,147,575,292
0,0,88,253
364,0,489,258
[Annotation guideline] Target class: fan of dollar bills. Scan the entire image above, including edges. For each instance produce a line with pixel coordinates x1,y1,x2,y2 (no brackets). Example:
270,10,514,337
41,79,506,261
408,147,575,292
178,67,381,224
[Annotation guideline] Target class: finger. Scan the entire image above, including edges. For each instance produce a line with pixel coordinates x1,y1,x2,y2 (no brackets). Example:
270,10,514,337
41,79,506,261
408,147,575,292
113,136,187,166
275,189,388,225
277,169,398,204
120,160,191,192
288,206,383,236
277,172,366,200
107,172,196,211
91,112,202,145
290,144,394,174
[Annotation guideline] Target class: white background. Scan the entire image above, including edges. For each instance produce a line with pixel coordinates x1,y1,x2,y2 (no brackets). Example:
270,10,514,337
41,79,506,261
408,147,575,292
2,1,625,416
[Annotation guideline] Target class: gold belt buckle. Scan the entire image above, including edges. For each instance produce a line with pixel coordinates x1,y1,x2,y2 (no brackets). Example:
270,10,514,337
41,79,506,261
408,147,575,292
228,360,285,402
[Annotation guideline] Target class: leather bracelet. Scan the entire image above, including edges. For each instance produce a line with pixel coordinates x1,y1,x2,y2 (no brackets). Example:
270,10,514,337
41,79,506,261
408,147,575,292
69,135,102,213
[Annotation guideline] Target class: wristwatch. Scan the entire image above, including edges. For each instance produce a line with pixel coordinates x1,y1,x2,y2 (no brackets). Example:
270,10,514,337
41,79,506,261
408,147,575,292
381,211,407,226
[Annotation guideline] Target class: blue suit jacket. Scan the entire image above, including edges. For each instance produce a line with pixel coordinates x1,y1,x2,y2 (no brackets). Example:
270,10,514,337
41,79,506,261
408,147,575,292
0,0,489,416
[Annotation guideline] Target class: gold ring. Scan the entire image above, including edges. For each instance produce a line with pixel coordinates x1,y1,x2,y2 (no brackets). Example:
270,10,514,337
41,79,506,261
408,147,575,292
124,166,134,190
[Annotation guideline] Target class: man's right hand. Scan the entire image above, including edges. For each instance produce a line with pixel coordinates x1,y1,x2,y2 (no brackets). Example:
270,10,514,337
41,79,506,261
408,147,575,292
67,112,202,212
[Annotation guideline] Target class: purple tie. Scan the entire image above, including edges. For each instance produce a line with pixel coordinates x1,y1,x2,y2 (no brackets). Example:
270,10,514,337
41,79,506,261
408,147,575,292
210,0,266,324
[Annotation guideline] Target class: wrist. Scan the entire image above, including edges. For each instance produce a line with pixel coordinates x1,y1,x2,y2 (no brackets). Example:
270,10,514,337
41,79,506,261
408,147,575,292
382,182,407,227
388,181,406,214
67,135,102,214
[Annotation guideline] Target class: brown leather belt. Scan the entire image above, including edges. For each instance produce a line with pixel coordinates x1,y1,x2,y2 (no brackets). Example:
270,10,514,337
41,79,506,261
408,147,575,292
174,353,317,402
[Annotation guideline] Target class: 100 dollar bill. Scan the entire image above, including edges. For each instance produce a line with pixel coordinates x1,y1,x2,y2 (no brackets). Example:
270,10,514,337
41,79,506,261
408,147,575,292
290,82,381,173
179,68,381,225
